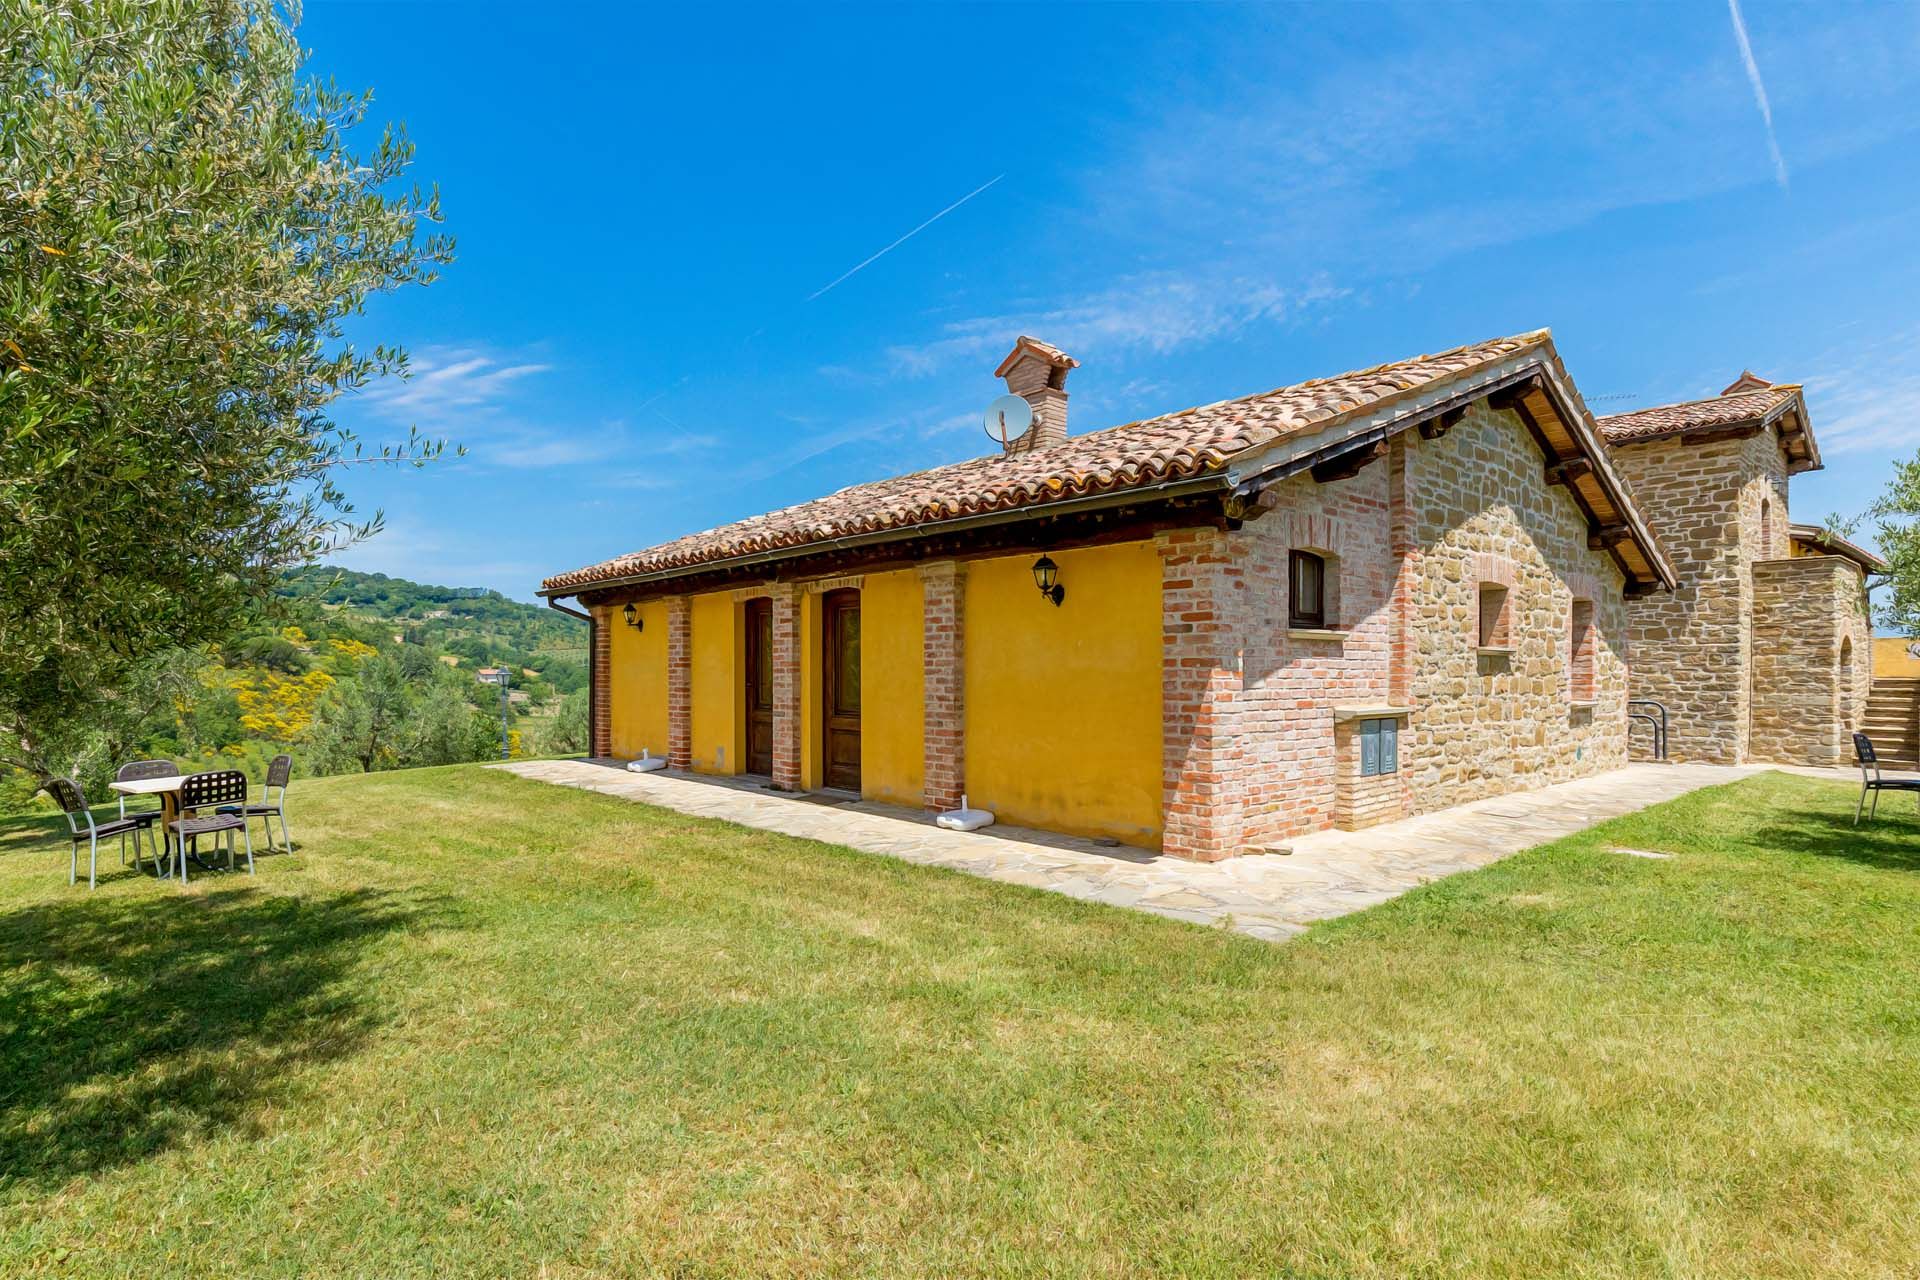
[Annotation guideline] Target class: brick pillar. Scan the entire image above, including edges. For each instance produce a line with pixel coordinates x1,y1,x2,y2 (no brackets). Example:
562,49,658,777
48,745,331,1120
589,605,612,758
770,585,802,790
1388,436,1417,707
1157,528,1244,861
920,560,966,811
666,595,692,770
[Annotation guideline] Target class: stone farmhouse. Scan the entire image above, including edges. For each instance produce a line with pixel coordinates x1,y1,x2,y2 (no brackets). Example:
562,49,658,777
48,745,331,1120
1597,375,1881,769
540,330,1870,860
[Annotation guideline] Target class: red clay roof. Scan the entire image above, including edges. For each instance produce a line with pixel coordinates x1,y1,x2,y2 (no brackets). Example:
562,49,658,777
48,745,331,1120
1596,385,1802,445
545,331,1566,594
1789,522,1887,573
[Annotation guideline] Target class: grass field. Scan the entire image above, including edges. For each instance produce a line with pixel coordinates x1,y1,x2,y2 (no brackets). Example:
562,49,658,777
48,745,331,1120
1,765,1916,1278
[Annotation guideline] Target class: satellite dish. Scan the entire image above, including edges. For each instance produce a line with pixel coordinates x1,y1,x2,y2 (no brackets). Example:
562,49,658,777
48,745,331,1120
983,394,1033,449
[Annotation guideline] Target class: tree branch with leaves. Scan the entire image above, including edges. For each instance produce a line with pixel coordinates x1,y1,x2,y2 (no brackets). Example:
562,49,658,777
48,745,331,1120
0,0,454,780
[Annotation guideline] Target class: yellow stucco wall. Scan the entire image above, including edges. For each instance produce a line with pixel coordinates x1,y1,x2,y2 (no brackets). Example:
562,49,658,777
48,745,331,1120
963,542,1163,846
1874,636,1920,678
858,570,925,805
607,600,669,760
689,592,743,775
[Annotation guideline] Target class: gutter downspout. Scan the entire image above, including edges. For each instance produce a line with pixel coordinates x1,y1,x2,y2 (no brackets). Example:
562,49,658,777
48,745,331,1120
548,599,594,758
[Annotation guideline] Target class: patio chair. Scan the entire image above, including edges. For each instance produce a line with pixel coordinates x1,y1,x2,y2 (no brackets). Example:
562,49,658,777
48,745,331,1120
46,778,159,890
1852,732,1920,825
217,753,293,852
114,758,176,865
167,770,255,884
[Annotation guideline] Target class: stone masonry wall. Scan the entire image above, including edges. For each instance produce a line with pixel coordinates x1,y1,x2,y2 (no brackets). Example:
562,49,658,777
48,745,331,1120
1401,403,1630,808
1750,555,1872,767
1156,402,1632,856
1608,429,1787,763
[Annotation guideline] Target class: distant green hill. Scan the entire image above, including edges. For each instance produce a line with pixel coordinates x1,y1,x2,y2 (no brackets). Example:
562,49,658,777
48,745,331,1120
284,566,587,693
3,567,589,811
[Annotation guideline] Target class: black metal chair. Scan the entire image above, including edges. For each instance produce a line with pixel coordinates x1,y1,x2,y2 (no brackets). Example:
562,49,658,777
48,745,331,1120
114,758,177,865
217,753,293,852
1853,732,1920,825
46,778,159,889
167,770,255,883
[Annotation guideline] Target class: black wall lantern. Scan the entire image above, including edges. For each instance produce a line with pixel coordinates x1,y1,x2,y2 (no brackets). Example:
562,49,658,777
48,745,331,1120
622,602,642,630
1031,555,1065,607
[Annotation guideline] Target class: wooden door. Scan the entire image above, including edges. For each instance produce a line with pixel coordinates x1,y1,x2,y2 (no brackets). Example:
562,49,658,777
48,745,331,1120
744,598,773,776
822,589,861,792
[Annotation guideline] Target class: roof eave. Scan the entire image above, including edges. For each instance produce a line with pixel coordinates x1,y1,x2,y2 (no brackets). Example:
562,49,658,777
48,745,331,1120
1788,522,1886,573
538,468,1233,599
1223,343,1678,594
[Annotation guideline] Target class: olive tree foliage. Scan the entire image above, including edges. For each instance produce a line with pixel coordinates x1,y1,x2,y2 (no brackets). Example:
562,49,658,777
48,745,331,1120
0,0,453,781
1868,453,1920,637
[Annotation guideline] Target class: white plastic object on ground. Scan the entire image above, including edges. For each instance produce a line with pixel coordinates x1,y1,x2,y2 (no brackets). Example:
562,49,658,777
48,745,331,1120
935,793,995,832
626,750,667,774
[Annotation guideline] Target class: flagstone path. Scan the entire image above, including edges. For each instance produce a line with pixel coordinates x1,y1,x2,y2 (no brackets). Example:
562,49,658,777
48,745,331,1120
498,759,1765,942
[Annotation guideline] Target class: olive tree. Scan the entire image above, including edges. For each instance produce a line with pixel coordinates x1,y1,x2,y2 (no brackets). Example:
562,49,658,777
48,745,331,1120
1868,453,1920,636
0,0,453,780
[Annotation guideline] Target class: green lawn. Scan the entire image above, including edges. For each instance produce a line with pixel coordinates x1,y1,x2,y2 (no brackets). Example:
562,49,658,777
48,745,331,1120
1,767,1916,1278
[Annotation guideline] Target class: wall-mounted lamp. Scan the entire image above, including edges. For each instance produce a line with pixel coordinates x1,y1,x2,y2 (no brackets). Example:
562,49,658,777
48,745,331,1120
622,602,642,630
1031,555,1065,607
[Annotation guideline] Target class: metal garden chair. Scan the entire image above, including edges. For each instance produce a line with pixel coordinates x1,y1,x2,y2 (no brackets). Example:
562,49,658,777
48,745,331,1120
217,753,293,852
1852,732,1920,825
114,758,176,865
167,770,255,883
46,778,160,889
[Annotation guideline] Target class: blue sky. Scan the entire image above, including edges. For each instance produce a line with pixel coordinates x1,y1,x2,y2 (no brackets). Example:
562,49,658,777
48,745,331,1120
307,2,1920,602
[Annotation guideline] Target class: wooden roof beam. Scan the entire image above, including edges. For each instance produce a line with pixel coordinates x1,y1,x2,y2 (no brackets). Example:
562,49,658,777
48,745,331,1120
1588,522,1630,550
1545,457,1594,487
1310,439,1388,484
1418,405,1469,440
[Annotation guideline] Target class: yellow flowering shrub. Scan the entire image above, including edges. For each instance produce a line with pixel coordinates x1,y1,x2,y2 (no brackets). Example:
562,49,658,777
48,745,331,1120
233,669,336,741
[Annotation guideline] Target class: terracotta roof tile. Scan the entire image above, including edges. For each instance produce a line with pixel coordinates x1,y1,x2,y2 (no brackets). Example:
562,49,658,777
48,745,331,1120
1596,386,1800,445
1789,522,1887,573
544,331,1553,593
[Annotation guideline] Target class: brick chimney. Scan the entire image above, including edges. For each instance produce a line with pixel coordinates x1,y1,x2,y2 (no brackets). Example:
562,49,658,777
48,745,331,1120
1722,370,1774,395
994,336,1078,453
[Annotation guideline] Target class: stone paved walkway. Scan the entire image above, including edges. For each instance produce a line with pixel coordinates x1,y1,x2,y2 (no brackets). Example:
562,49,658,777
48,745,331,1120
497,759,1765,942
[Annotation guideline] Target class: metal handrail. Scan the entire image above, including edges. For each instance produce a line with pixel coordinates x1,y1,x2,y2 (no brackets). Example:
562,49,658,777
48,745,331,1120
1629,698,1669,761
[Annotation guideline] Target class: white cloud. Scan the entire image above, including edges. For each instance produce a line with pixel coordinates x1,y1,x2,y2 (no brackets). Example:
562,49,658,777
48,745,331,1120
488,436,616,469
1078,11,1920,279
364,347,552,423
1805,327,1920,456
884,272,1347,378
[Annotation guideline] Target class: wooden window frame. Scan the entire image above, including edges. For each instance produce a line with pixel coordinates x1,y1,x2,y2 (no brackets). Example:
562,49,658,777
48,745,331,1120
1569,598,1595,702
1477,583,1511,650
1289,549,1327,630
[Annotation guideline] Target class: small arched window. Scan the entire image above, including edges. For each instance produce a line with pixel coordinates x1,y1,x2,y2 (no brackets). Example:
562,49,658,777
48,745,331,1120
1289,550,1326,629
1760,496,1773,556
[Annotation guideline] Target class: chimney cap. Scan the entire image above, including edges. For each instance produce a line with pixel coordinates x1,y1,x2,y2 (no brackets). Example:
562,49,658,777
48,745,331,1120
994,335,1079,379
1721,369,1774,395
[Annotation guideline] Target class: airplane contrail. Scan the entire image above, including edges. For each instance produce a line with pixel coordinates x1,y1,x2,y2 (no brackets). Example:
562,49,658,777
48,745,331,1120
806,173,1005,301
1727,0,1789,190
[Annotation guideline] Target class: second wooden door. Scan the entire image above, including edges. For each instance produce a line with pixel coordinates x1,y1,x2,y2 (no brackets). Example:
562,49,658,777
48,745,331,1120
744,598,773,776
822,589,861,792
